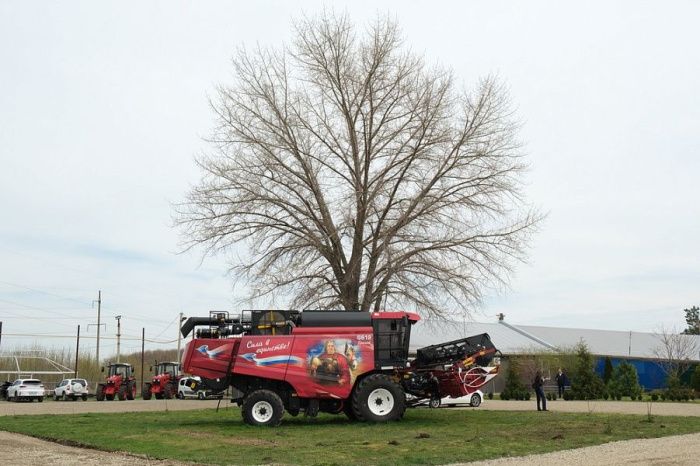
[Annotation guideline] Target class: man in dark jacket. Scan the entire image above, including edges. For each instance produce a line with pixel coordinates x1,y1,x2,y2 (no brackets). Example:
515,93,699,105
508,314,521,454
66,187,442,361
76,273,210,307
555,368,567,399
533,370,547,411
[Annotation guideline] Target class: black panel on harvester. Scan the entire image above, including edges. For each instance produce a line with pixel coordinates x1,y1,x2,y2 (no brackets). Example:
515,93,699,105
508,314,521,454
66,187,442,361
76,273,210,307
300,310,372,327
414,333,496,368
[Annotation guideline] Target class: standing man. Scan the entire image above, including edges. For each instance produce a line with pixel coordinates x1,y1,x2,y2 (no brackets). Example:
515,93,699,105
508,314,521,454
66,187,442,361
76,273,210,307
555,368,566,399
533,370,547,411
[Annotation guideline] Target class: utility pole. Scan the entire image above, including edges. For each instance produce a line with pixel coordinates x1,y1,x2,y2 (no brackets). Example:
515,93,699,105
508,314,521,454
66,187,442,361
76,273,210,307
0,321,3,352
94,290,102,367
140,328,145,396
115,315,122,363
74,324,80,378
177,312,185,362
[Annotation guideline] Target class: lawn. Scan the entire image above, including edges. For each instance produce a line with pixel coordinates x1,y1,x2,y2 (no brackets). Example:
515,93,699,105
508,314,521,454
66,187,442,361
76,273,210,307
2,407,700,465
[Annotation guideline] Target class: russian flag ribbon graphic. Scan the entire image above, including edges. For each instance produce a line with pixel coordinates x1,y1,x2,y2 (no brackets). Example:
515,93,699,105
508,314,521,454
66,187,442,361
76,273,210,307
241,353,302,366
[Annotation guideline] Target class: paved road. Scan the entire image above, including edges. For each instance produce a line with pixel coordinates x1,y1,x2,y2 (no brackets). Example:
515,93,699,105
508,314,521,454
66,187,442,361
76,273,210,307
437,398,700,417
3,397,699,417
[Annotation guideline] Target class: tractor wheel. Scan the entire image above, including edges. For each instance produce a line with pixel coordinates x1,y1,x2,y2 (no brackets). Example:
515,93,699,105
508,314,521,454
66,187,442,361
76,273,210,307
163,385,173,400
242,390,284,427
429,396,442,409
352,374,405,423
469,393,482,407
142,384,152,400
118,385,127,401
96,384,106,401
106,394,115,401
127,383,136,400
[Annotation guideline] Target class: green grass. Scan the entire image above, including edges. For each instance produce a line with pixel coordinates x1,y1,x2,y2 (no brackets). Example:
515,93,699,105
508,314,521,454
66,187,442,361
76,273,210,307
2,407,700,465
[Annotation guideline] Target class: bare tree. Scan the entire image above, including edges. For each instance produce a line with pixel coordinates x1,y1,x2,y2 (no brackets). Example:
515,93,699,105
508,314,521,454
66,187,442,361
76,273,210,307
652,327,699,379
176,13,541,318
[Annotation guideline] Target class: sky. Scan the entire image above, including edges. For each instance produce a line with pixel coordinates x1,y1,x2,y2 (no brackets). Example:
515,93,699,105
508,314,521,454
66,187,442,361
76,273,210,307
1,1,698,356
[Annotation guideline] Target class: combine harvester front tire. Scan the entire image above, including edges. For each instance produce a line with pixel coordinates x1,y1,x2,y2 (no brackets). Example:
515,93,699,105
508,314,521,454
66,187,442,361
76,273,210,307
352,374,405,422
242,389,285,427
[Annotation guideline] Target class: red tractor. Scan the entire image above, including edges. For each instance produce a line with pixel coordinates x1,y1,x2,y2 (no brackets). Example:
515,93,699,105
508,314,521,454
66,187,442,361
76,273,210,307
181,310,500,426
96,363,137,401
142,361,181,400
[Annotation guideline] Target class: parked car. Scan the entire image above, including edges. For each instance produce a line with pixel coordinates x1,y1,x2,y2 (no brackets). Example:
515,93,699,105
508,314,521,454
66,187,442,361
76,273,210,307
6,379,45,402
0,381,12,400
177,376,223,400
53,378,89,401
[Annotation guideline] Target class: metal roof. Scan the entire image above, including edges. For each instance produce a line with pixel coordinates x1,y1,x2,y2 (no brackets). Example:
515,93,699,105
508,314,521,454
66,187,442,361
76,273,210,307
516,324,700,361
410,320,551,354
410,320,700,361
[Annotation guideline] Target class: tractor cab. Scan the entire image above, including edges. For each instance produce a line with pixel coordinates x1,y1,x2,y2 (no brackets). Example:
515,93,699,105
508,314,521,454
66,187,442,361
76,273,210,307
154,362,180,377
107,363,133,379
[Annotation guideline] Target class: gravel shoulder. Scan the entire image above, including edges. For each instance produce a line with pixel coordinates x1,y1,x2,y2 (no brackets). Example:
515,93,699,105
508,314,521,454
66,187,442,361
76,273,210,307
457,432,700,465
0,430,187,465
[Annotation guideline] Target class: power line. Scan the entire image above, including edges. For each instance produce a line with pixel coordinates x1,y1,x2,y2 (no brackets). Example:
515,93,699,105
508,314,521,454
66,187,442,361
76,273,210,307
153,314,179,339
0,280,93,307
0,333,177,344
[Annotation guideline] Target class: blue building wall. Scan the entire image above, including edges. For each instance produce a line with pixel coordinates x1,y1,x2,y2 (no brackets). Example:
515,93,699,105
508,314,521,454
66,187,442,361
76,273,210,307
594,357,666,390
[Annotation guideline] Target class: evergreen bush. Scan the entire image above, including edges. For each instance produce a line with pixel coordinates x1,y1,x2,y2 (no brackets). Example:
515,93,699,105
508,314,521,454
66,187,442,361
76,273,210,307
500,358,530,401
610,361,642,399
570,342,605,400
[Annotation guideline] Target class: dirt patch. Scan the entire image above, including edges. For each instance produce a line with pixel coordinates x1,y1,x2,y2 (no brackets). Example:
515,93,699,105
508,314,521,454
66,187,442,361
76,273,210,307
175,429,277,446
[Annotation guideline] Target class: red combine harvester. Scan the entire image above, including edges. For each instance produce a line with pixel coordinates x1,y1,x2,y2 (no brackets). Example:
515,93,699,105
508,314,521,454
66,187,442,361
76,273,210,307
181,310,500,426
96,363,136,401
142,361,181,400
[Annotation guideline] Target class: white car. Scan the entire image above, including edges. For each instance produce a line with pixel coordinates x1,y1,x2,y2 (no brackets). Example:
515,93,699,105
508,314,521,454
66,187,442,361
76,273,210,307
6,379,45,402
177,376,223,400
54,378,89,401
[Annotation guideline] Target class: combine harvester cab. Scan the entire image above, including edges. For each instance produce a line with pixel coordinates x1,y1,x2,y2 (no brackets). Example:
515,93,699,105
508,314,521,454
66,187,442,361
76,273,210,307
181,310,499,426
142,361,182,400
96,363,136,401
